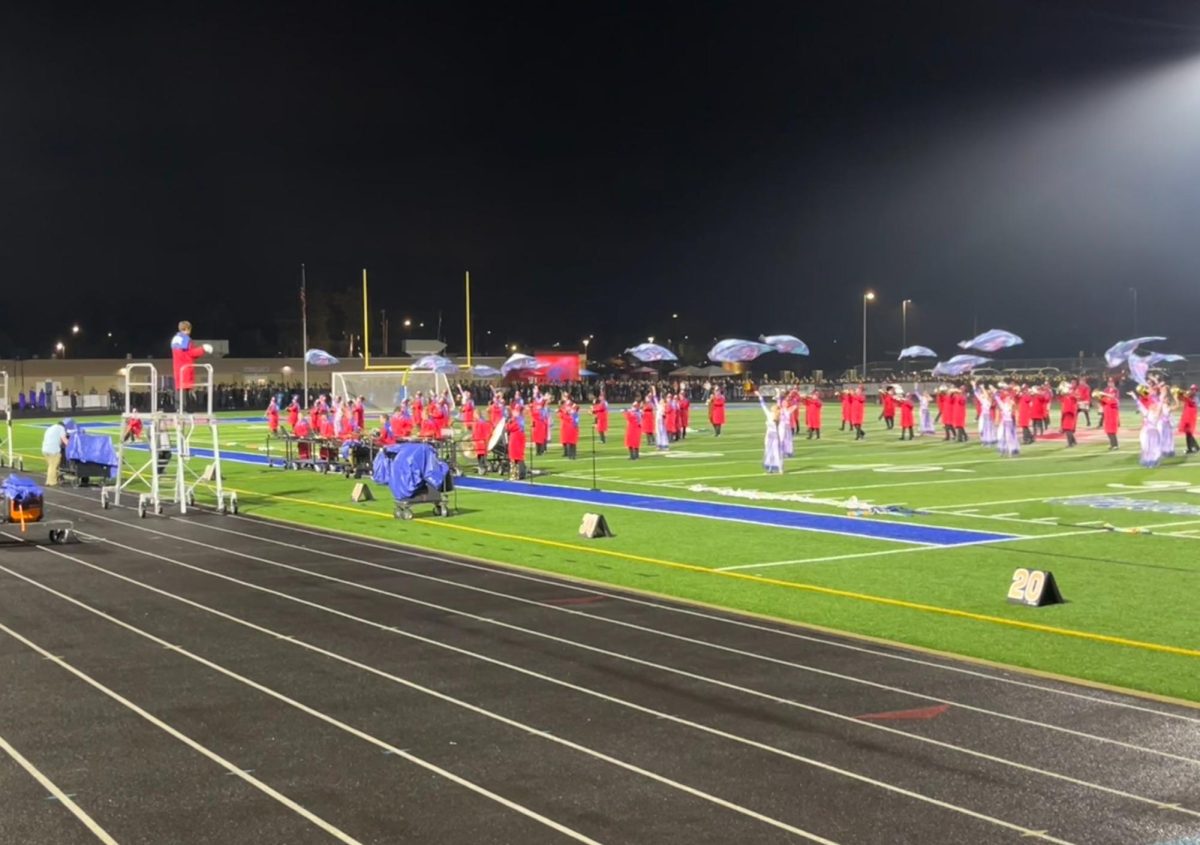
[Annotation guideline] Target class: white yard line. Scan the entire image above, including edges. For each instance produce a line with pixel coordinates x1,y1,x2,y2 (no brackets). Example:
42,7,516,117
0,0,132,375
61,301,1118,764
0,733,121,844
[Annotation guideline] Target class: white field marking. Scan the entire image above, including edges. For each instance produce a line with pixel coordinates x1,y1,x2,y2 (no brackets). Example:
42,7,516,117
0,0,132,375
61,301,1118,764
5,561,833,845
53,508,1200,815
650,448,1133,485
920,487,1188,512
47,487,1200,725
21,551,1085,843
0,570,608,845
785,465,1200,496
0,733,120,844
719,546,934,570
993,512,1019,517
0,622,366,845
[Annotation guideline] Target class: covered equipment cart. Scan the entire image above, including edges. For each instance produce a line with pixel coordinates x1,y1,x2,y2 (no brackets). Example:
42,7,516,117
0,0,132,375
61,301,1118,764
371,443,454,520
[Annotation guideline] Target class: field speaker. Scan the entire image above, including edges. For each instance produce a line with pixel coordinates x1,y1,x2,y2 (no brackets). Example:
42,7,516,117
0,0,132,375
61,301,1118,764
579,512,614,539
351,483,374,503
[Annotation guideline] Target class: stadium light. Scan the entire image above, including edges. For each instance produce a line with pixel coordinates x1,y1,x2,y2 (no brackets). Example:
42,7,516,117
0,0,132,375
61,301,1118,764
862,291,876,379
403,318,412,328
647,336,655,343
71,324,80,335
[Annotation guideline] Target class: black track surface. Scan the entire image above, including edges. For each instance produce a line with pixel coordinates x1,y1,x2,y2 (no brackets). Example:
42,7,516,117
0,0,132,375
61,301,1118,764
1,484,1198,845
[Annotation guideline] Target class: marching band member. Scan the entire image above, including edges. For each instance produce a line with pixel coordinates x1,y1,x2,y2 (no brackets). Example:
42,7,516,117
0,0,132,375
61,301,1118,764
642,394,656,445
678,390,691,439
286,395,300,431
898,391,915,440
265,397,280,435
708,385,726,437
1179,385,1199,454
591,393,609,443
1057,382,1078,447
1098,384,1120,450
849,385,866,440
505,405,527,480
1074,378,1092,428
170,320,211,395
472,413,492,473
623,400,642,460
804,389,822,439
558,397,580,459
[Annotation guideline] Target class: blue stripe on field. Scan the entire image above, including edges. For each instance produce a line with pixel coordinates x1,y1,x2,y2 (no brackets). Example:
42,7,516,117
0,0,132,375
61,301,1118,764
454,476,1015,547
133,444,1015,546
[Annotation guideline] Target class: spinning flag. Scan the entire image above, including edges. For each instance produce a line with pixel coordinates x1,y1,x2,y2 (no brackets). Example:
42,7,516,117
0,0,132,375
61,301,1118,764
469,365,502,378
305,348,339,367
1127,352,1151,386
759,335,810,355
1145,352,1185,366
898,345,937,360
708,338,776,363
412,355,459,374
625,342,679,363
1104,336,1166,369
932,354,991,377
958,329,1023,353
500,353,540,375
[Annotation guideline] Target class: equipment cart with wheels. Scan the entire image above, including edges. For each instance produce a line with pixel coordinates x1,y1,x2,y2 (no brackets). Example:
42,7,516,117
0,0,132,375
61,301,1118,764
371,442,455,520
0,474,75,544
61,429,119,488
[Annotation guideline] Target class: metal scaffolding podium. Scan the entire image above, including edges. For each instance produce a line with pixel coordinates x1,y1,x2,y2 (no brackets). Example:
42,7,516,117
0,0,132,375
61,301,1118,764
0,372,21,471
173,363,236,516
105,362,237,517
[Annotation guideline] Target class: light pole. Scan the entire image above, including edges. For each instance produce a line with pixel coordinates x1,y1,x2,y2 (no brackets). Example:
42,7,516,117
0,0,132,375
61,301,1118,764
901,299,911,348
1129,287,1138,335
862,291,875,379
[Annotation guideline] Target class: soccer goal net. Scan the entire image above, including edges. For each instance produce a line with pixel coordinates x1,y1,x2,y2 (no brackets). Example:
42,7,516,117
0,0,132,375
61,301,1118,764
331,371,455,415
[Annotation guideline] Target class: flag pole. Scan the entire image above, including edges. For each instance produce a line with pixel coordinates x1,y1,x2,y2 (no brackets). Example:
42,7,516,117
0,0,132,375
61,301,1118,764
301,263,309,409
463,268,472,364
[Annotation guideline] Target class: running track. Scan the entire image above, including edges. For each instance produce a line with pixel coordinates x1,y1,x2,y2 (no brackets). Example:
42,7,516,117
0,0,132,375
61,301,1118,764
1,485,1198,844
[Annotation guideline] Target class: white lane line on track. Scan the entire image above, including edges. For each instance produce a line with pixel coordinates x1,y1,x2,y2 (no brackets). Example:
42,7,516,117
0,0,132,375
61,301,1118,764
45,486,1200,725
49,505,1200,817
15,548,1076,844
0,733,120,845
0,569,608,845
0,623,365,845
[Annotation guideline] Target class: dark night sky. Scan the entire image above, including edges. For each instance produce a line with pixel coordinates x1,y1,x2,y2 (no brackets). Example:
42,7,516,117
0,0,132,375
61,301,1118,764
3,2,1200,369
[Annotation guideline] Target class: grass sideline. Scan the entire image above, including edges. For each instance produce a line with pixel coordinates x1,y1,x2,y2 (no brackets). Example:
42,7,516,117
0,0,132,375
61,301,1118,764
11,406,1200,703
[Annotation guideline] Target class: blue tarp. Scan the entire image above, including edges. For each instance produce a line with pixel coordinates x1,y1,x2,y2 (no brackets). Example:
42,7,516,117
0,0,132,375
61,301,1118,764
372,443,448,500
66,431,118,478
2,474,43,503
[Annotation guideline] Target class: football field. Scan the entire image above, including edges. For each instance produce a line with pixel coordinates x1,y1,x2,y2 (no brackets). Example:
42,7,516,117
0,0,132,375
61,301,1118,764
8,405,1200,703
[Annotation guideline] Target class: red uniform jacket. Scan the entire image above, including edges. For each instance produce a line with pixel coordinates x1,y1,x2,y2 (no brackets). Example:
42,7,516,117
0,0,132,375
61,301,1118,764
412,400,424,427
286,402,300,429
532,405,549,445
709,395,726,425
1017,394,1033,428
623,408,642,448
170,332,205,390
849,392,865,426
882,392,896,419
472,419,492,456
592,399,609,434
665,401,678,434
899,398,914,428
506,416,526,462
805,395,822,429
460,399,475,426
1099,393,1120,435
678,397,690,430
266,406,280,433
1058,394,1077,432
558,407,580,445
1179,395,1198,435
642,404,655,435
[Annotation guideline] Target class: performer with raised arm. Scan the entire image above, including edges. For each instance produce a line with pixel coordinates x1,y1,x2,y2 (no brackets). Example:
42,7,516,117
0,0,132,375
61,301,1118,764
458,386,475,428
1131,386,1163,468
623,399,642,460
973,381,996,446
758,390,783,473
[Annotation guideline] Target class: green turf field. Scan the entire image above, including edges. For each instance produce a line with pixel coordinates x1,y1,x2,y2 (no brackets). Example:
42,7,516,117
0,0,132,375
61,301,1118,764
10,406,1200,703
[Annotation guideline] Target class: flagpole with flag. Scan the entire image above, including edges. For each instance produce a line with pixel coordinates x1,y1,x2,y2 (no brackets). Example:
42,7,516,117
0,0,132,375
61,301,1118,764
300,263,309,409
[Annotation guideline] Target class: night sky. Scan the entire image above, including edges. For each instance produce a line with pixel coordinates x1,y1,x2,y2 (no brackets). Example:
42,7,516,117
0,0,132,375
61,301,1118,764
3,2,1200,370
